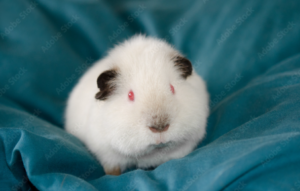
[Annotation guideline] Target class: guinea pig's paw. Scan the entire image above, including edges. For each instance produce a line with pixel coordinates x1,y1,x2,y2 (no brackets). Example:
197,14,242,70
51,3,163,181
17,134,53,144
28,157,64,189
104,165,121,176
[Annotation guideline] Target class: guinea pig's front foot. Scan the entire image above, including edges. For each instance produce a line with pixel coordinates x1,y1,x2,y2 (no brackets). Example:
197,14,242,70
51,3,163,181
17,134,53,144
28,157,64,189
104,166,121,176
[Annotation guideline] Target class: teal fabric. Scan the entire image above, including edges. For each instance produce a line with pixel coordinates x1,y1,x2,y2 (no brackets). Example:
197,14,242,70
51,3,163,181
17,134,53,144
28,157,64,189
1,0,300,190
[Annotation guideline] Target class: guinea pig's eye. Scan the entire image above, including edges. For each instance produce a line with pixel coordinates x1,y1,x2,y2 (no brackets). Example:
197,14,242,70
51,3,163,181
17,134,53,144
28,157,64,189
128,90,134,101
170,84,175,94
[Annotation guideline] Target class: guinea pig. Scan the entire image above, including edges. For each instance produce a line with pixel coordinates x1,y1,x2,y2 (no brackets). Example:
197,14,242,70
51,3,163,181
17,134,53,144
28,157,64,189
65,35,209,175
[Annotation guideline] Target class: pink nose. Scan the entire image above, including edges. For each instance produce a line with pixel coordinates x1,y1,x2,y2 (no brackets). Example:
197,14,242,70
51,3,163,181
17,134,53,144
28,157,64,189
149,124,169,133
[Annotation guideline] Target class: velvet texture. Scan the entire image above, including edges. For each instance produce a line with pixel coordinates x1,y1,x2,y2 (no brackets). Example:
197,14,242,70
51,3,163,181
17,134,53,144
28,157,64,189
0,0,300,190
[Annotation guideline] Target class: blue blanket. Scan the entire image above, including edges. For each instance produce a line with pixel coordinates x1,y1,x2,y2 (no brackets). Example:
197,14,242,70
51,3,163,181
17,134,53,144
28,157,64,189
1,0,300,190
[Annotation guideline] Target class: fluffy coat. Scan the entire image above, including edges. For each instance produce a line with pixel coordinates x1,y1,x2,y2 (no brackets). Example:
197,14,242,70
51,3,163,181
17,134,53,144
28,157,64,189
65,35,209,175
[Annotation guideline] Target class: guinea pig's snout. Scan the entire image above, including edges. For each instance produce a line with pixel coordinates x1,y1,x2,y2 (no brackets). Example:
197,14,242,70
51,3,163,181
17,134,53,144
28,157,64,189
149,124,169,133
148,114,170,133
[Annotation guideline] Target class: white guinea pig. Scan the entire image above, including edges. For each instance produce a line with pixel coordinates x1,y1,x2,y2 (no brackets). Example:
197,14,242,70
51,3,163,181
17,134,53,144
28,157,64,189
65,35,209,175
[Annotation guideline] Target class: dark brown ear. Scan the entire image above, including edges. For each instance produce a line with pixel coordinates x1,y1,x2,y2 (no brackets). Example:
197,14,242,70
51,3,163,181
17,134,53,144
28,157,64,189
173,56,193,79
95,69,118,100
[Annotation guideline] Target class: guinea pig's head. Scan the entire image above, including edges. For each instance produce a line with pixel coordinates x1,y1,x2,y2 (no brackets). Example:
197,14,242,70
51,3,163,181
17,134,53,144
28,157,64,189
95,35,209,157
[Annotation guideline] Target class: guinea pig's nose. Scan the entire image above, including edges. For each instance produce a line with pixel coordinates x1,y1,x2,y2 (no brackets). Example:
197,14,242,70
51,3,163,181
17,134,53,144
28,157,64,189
149,124,169,133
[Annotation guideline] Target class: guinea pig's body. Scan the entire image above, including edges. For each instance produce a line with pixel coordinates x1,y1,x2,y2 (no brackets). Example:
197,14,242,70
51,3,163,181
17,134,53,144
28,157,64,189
65,35,209,175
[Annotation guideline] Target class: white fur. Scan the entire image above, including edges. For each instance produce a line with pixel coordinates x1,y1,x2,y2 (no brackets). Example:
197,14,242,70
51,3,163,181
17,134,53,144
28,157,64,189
65,35,209,172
